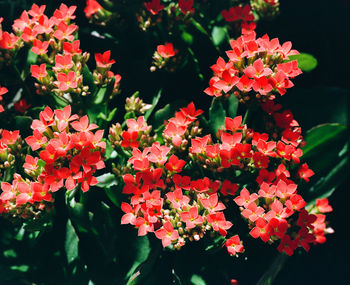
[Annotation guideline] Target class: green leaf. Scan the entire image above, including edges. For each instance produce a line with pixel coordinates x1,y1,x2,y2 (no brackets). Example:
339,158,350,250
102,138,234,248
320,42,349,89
306,156,349,204
289,53,318,72
10,265,29,273
82,65,98,95
105,186,122,207
191,274,206,285
181,31,194,45
15,116,32,130
94,77,115,104
125,236,151,280
65,219,79,264
154,104,171,128
190,18,208,35
227,94,239,117
96,173,118,188
209,98,226,134
211,26,227,46
302,123,347,159
145,89,162,121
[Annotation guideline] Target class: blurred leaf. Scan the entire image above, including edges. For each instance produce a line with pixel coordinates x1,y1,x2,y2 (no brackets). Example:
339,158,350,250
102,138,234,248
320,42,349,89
145,89,162,121
289,53,318,72
96,173,118,188
181,31,194,45
211,26,227,46
191,274,206,285
256,253,288,285
65,219,79,264
190,18,208,35
10,265,29,272
209,98,226,134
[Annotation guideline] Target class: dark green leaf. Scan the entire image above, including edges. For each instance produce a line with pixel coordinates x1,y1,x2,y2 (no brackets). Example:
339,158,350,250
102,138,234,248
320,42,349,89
105,186,122,207
302,123,347,159
125,236,151,280
306,156,350,204
289,53,318,72
65,219,79,264
227,94,239,117
209,98,226,134
145,89,162,121
82,65,98,95
15,116,32,130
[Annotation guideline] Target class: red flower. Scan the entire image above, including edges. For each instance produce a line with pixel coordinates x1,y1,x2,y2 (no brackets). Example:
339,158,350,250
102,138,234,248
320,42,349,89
180,207,204,229
121,131,139,148
155,221,179,247
250,217,270,242
225,235,244,255
31,63,47,80
53,22,78,42
71,115,98,132
0,32,18,49
222,6,254,23
145,0,164,15
84,0,102,18
14,99,31,114
234,188,258,208
178,0,194,14
165,155,186,173
316,198,333,213
56,71,78,91
298,163,314,182
157,43,176,58
95,50,115,68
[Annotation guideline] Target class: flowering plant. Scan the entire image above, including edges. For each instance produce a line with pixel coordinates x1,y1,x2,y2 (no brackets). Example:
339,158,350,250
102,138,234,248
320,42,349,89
0,1,347,284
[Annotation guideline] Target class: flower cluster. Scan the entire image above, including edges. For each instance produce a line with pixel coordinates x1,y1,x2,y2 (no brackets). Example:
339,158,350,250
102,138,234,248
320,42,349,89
205,33,301,103
111,97,333,256
0,105,106,218
0,3,121,98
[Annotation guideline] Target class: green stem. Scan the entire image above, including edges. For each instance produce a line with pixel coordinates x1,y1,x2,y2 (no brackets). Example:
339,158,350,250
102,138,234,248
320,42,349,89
242,107,250,125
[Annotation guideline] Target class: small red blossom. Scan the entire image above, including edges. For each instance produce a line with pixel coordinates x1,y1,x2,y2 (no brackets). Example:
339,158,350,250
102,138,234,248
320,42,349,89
157,43,176,58
145,0,164,15
225,235,244,255
95,50,115,68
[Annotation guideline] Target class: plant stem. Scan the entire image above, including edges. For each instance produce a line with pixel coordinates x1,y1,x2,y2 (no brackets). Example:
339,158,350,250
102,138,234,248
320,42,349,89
242,107,250,125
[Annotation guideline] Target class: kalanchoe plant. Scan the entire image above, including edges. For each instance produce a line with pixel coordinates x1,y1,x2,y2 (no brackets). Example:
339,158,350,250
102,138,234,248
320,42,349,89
0,1,347,285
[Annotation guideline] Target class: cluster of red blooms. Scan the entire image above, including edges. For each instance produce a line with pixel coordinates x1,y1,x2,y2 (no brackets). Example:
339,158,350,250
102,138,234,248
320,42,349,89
221,5,255,30
113,96,333,255
0,105,106,218
0,3,120,98
205,32,301,103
